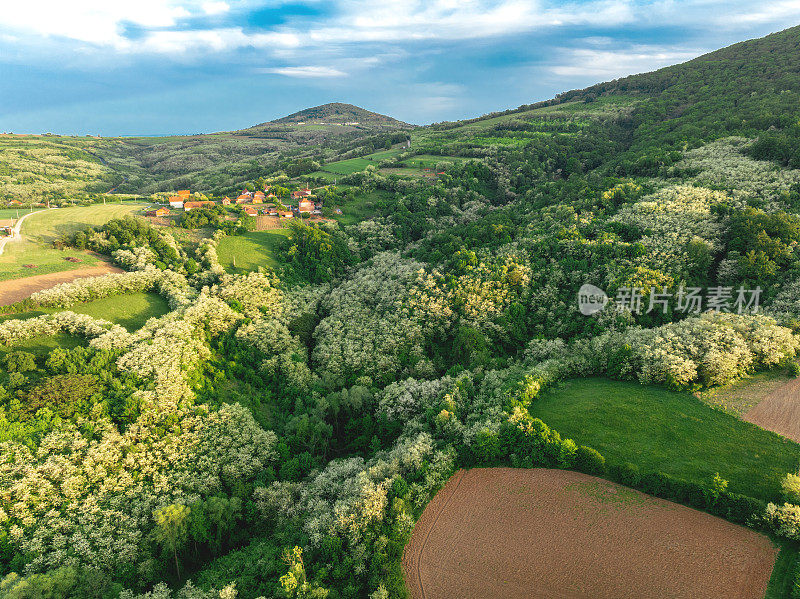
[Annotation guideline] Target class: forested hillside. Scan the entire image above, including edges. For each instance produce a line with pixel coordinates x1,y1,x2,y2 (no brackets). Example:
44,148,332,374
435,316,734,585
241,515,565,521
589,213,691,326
3,24,800,599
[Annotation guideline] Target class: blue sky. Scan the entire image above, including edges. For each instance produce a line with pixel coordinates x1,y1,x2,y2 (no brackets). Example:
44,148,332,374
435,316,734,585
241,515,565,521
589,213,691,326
2,1,799,135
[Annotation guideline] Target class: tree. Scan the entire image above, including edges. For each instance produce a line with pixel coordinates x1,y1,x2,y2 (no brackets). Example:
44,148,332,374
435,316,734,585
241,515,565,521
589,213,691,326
154,504,191,580
280,546,329,598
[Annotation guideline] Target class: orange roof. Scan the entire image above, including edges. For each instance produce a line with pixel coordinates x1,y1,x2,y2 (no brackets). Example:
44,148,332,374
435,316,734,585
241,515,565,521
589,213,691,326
184,201,215,209
177,189,191,196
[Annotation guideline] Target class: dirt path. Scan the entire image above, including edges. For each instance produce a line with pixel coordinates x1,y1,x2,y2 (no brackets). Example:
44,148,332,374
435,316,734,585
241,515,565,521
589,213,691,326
0,209,49,256
0,264,122,306
402,468,776,599
744,377,800,442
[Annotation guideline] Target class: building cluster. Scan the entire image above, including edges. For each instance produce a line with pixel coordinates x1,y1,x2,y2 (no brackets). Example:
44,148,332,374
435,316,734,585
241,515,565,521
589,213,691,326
158,186,324,220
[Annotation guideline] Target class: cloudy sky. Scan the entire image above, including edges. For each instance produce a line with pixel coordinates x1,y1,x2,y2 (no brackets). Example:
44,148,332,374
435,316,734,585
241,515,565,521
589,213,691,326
1,1,799,135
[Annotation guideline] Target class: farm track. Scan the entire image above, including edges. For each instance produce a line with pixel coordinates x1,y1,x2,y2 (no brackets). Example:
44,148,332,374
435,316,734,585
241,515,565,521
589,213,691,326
402,468,776,599
0,264,122,306
744,377,800,442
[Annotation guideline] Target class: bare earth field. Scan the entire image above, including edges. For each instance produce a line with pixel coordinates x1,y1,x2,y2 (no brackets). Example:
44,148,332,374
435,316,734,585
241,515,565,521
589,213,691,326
402,468,776,599
0,264,122,305
744,378,800,443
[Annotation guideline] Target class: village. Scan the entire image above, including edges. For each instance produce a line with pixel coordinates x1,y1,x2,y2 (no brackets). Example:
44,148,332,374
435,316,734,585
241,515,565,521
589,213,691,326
146,185,330,222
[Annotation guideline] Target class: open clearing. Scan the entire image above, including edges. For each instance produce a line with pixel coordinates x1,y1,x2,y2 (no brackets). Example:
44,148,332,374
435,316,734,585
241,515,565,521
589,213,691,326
744,378,800,443
402,468,776,599
217,230,290,273
531,378,800,500
0,203,145,281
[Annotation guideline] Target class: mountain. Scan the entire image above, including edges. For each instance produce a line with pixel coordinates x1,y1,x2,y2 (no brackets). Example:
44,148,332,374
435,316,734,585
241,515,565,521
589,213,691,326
245,102,412,130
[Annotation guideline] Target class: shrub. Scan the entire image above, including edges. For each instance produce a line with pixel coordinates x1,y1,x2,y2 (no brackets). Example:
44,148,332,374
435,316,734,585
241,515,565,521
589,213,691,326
783,473,800,504
3,351,37,373
574,445,606,475
608,462,640,487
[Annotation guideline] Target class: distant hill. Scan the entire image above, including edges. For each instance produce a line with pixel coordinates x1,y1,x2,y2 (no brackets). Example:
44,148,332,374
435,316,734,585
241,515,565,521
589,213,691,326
442,24,800,145
242,103,412,132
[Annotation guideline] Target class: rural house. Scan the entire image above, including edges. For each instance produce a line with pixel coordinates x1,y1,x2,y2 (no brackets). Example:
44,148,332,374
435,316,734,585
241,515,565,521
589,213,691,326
298,198,315,213
177,189,191,197
168,196,184,209
222,197,231,205
243,206,258,216
235,194,251,204
291,188,312,200
146,207,170,217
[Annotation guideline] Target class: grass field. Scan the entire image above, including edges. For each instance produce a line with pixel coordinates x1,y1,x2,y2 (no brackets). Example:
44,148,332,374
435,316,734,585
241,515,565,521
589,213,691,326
531,378,800,501
0,332,85,356
70,292,170,331
322,158,373,175
0,291,169,335
0,204,146,281
217,230,290,273
331,190,391,225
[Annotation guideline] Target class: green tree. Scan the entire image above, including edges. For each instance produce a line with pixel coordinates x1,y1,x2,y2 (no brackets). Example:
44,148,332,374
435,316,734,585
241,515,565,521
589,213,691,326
154,503,191,580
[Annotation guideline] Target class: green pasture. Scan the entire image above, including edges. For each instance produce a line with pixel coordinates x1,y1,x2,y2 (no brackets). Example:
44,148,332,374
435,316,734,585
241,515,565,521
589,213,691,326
217,230,290,273
0,291,169,354
531,378,800,502
322,158,373,175
0,204,145,281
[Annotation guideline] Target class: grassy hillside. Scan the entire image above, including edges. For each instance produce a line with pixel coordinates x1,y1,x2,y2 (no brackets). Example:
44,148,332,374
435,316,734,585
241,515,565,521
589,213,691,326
0,204,145,281
531,378,800,501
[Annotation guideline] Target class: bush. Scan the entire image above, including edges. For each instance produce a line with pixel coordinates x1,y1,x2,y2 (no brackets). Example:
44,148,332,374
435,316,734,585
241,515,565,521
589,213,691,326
574,445,606,475
713,492,766,524
783,473,800,503
608,462,640,487
4,351,37,373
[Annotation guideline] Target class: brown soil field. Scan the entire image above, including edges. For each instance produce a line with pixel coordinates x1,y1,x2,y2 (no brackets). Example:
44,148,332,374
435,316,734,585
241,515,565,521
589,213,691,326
402,468,776,599
744,377,800,442
0,264,122,305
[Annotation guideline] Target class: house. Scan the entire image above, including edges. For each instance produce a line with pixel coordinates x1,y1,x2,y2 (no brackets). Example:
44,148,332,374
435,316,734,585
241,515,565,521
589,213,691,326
266,192,277,199
235,194,251,205
266,208,279,216
177,189,191,197
184,200,216,211
298,198,315,213
278,211,294,219
8,200,21,207
168,196,184,209
253,191,265,204
291,188,312,200
222,197,231,205
243,206,258,216
146,207,170,217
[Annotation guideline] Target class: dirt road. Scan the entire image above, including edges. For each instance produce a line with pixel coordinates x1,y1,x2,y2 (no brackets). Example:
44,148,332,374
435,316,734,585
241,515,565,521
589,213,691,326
0,264,122,306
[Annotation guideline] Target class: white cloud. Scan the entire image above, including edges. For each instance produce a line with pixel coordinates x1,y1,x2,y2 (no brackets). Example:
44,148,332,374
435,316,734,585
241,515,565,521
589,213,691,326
1,0,798,61
550,45,702,79
202,1,230,15
1,0,193,47
262,65,347,78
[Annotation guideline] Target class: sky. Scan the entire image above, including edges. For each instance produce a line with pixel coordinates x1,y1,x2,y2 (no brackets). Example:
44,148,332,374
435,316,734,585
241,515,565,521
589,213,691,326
1,1,800,136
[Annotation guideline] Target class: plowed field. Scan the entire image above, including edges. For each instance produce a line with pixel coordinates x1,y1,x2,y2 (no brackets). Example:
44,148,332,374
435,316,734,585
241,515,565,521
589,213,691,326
402,468,776,599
